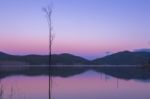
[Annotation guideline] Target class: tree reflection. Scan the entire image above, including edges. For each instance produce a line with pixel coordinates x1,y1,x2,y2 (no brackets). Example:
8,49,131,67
0,79,3,99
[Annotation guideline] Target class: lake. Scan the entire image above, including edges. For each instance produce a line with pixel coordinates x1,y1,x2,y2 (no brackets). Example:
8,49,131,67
0,66,150,99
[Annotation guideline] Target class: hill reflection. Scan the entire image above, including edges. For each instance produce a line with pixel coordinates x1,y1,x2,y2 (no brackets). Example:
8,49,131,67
1,66,150,80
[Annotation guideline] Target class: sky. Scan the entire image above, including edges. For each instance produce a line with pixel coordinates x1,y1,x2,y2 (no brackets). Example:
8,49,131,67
0,0,150,59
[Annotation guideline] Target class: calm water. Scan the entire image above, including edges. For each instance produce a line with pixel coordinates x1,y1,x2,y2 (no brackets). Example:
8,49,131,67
1,69,150,99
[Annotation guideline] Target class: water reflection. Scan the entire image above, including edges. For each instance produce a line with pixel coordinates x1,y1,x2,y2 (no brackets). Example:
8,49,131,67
0,79,3,99
0,66,150,99
1,66,150,80
0,76,49,99
1,71,150,99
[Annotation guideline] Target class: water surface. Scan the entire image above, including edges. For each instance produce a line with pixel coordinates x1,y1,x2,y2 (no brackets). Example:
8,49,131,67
1,68,150,99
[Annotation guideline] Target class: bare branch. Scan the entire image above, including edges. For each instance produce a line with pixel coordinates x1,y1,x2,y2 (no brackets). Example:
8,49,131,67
42,4,54,99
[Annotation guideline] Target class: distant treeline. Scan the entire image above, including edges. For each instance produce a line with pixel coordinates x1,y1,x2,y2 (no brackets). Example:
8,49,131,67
0,51,150,65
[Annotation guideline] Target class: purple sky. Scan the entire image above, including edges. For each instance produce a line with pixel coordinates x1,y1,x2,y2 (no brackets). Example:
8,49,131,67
0,0,150,59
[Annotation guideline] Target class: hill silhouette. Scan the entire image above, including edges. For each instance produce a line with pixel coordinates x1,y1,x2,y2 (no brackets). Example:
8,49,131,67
93,51,150,65
0,52,89,65
0,51,150,65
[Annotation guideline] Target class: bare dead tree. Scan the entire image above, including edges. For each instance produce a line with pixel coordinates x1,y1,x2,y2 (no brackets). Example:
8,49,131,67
42,5,54,99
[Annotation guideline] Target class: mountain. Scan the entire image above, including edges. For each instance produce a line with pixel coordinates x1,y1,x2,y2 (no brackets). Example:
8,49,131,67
134,48,150,52
1,51,150,65
92,51,150,65
52,53,89,65
0,52,89,65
